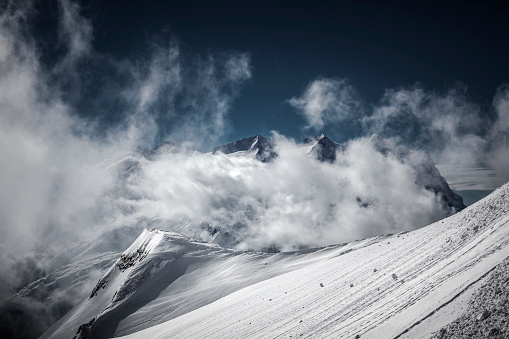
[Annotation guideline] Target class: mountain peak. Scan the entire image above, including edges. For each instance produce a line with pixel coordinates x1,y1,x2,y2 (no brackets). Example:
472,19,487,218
212,135,277,162
311,134,344,163
316,133,326,141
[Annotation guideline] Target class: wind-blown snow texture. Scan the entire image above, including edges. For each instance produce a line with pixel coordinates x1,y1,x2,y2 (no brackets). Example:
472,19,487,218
43,181,509,339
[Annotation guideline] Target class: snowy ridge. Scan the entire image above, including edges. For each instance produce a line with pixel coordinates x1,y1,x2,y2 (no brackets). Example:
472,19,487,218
41,230,222,339
113,183,508,339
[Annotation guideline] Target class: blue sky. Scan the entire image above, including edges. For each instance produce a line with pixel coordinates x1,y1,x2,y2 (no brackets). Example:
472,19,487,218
73,0,509,144
29,0,509,147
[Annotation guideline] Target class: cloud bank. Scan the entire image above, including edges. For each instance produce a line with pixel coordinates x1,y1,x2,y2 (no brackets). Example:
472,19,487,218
129,135,450,252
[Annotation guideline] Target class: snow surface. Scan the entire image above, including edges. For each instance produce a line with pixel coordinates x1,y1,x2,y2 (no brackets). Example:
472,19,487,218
42,182,509,339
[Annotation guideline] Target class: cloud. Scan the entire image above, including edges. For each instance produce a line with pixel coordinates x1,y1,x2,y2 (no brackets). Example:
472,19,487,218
366,85,488,166
487,85,509,187
366,84,509,188
56,0,92,67
128,135,450,252
288,78,362,130
109,42,251,150
0,0,251,321
169,51,252,149
290,78,509,188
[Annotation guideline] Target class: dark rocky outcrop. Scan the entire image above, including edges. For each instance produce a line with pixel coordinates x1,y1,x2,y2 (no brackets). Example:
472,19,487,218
212,135,277,162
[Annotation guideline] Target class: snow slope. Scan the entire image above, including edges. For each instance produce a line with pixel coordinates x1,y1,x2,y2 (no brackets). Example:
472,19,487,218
3,135,468,338
117,183,508,339
43,182,509,338
42,230,362,338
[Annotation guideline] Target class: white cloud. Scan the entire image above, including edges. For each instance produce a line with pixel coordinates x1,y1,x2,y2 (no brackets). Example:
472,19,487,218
365,84,509,187
129,135,450,252
367,86,487,167
0,0,251,311
488,85,509,187
57,0,93,65
288,78,361,130
290,78,509,188
167,52,252,150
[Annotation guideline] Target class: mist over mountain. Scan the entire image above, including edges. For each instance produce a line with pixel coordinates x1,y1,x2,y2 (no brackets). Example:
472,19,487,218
0,133,467,338
1,1,509,338
41,181,509,339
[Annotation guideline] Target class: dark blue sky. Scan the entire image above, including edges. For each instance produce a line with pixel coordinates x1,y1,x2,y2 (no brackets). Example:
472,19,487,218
43,0,509,146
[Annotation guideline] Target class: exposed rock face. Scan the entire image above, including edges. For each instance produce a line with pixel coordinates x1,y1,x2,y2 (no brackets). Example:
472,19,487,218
310,134,344,163
430,256,509,339
212,135,277,162
369,134,466,212
73,318,95,339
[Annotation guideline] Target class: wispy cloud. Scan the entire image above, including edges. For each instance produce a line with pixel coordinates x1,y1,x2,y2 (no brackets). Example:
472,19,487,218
288,78,363,130
170,51,251,149
488,85,509,187
56,0,92,67
290,78,509,187
0,0,251,319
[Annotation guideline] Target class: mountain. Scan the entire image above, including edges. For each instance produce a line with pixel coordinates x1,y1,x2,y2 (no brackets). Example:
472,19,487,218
3,133,465,338
212,134,465,212
307,134,345,163
42,182,509,339
212,134,277,162
369,134,465,212
0,227,142,339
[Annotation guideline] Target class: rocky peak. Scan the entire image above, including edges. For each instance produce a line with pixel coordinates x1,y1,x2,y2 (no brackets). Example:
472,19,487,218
310,134,344,163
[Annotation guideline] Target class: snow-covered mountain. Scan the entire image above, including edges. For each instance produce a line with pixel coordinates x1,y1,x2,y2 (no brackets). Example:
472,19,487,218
42,181,509,339
213,134,465,212
368,134,465,212
212,134,277,162
3,134,467,338
306,134,345,163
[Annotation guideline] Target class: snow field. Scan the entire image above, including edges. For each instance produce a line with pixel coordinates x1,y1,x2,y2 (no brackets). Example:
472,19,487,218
117,184,509,339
